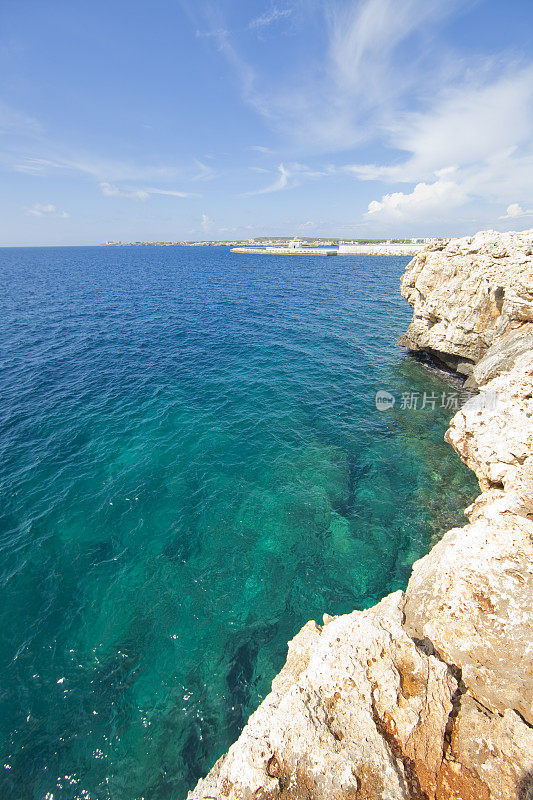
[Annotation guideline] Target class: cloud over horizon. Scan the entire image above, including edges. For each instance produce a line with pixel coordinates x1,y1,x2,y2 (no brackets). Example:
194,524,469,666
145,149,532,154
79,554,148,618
1,0,533,243
24,203,69,218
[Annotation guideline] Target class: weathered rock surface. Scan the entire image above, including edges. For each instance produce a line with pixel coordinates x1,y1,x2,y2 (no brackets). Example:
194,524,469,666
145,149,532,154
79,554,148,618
446,347,533,509
404,512,533,724
398,229,533,374
190,593,458,800
437,696,533,800
188,232,533,800
464,324,533,390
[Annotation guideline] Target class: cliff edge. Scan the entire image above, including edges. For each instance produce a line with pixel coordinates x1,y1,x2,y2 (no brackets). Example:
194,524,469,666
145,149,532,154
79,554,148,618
188,230,533,800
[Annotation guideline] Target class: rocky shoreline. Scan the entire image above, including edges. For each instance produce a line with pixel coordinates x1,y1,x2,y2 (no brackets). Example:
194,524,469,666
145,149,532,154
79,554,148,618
188,230,533,800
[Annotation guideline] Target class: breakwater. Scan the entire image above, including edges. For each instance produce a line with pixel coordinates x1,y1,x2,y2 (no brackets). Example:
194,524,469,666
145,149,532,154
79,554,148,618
338,243,425,256
231,244,428,257
230,247,338,256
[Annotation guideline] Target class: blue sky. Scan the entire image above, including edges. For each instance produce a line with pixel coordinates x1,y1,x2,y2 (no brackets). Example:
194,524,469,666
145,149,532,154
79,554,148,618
1,0,533,245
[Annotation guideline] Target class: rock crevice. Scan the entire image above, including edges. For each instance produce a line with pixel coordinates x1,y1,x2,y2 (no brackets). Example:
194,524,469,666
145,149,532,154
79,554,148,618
188,231,533,800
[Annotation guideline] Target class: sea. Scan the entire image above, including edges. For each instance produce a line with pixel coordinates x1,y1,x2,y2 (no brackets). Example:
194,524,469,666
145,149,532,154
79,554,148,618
0,246,478,799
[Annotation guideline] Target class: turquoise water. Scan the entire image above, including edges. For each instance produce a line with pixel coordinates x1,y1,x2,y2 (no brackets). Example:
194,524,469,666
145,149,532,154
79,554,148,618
0,247,477,799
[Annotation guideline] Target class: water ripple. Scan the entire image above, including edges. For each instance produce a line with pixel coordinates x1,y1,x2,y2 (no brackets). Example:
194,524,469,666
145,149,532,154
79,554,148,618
0,246,477,799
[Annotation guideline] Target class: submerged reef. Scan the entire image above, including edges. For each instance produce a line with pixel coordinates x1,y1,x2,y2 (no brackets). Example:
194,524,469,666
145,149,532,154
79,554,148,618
188,230,533,800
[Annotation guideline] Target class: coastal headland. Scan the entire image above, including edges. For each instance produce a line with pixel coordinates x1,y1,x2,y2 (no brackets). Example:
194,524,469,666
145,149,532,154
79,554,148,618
188,230,533,800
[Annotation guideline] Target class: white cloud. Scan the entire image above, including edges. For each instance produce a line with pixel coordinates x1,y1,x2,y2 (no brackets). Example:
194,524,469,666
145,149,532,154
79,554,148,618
6,1,533,235
351,66,533,184
201,0,473,151
24,203,69,218
500,203,533,219
366,172,468,220
196,0,533,228
99,182,193,200
246,162,327,195
13,153,185,183
9,149,203,193
348,65,533,224
193,159,216,181
327,0,460,97
0,100,42,134
201,212,212,233
247,163,290,195
100,182,149,200
13,158,56,175
249,6,293,30
248,145,273,154
146,187,193,198
197,10,256,103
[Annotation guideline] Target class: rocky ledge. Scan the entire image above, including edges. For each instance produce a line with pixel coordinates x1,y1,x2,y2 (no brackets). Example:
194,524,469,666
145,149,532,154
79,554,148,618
397,229,533,377
188,230,533,800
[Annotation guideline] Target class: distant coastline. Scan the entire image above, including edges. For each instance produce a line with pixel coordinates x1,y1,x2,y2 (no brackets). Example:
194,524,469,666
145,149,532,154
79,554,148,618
101,237,440,256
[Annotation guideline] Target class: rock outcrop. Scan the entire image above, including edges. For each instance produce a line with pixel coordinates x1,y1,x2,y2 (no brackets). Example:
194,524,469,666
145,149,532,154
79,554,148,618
188,231,533,800
398,230,533,375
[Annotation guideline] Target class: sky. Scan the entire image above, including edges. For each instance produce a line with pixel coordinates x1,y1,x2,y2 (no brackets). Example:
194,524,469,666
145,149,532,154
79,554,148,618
1,0,533,245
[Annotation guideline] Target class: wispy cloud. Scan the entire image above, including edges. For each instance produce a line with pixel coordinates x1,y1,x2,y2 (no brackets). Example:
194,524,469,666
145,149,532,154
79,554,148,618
196,8,256,103
248,145,273,154
192,158,216,181
4,0,533,235
201,0,474,152
0,99,42,135
6,146,200,199
24,203,69,218
249,6,293,30
99,182,150,200
247,163,290,194
200,212,212,233
245,161,327,195
13,158,57,175
326,0,462,94
349,66,533,183
351,65,533,222
12,152,190,184
99,182,194,200
147,187,195,197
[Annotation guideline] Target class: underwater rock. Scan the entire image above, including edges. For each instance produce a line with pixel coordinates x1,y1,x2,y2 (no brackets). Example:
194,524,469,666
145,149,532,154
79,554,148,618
189,593,457,800
188,231,533,800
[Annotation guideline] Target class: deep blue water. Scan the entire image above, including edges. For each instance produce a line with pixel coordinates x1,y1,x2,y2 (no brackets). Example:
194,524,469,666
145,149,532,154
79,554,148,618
0,246,477,799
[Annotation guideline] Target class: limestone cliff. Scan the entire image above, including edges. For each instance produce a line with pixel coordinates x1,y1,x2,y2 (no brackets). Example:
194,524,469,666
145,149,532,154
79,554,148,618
398,229,533,375
188,231,533,800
